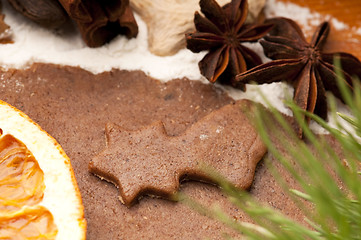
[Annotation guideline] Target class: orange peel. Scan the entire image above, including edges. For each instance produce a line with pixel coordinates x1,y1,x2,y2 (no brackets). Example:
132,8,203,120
0,100,86,240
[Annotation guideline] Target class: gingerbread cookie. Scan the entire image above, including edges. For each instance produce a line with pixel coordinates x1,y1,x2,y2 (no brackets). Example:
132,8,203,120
90,100,267,206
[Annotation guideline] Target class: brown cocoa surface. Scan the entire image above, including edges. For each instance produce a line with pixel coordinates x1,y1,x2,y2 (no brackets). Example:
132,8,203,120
0,63,338,239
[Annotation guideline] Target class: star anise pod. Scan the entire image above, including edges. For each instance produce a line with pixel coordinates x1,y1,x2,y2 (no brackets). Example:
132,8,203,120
185,0,273,86
235,17,361,136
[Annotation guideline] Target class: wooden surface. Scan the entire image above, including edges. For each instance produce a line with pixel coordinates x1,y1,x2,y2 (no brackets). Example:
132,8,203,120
280,0,361,60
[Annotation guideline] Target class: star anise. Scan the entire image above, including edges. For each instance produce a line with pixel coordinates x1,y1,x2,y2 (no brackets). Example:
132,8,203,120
185,0,273,85
235,17,361,136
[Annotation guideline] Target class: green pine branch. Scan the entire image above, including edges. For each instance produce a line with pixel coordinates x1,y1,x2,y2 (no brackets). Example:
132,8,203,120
179,58,361,239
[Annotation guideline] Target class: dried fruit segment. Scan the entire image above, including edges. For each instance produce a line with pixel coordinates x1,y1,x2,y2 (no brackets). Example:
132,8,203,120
0,100,86,239
0,206,57,239
0,134,45,213
0,133,57,239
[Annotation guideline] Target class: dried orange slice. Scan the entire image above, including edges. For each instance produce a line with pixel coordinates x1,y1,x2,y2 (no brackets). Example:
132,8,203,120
0,100,86,239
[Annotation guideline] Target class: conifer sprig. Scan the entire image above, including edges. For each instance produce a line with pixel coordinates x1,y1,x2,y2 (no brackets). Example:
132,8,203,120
180,59,361,239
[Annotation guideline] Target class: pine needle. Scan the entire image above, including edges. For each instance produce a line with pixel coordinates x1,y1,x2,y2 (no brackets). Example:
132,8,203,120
180,58,361,239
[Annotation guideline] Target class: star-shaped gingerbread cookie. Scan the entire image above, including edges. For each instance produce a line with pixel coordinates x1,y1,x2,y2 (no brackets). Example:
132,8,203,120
89,100,267,206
